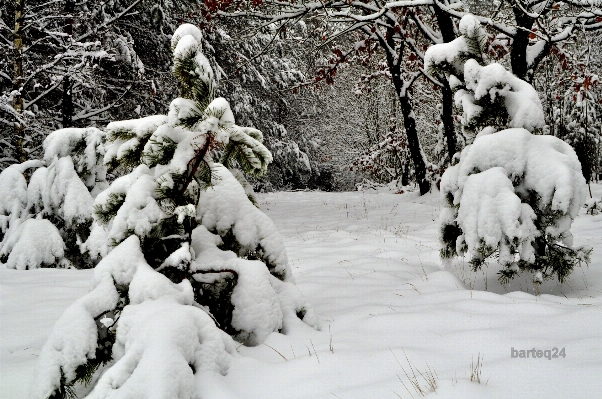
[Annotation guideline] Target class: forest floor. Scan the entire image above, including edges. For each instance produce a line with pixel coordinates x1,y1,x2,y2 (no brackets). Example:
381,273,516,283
2,184,602,398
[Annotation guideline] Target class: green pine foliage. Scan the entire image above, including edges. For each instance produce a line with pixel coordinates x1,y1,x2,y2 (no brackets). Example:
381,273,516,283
172,48,215,109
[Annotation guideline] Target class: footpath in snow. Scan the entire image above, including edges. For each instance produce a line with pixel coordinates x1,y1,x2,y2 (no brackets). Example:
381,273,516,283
2,186,602,399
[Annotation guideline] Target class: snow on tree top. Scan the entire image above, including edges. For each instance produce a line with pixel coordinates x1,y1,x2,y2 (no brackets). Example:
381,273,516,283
463,60,544,132
424,14,486,77
171,24,204,49
458,14,482,38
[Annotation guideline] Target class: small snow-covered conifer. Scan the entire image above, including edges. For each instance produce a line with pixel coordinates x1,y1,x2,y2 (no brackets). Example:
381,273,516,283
30,24,318,399
426,15,591,284
0,128,107,269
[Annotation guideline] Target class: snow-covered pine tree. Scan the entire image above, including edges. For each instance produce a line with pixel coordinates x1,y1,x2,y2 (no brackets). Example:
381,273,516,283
0,127,107,269
426,14,591,284
30,24,318,399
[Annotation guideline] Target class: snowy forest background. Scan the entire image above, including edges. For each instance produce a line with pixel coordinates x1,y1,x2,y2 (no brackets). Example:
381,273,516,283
2,0,599,191
1,0,602,398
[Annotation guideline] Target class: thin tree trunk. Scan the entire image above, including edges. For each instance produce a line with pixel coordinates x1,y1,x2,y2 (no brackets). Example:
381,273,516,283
389,64,429,194
62,76,73,128
382,28,430,195
12,0,26,163
62,0,75,128
440,83,456,162
434,4,457,163
397,91,430,195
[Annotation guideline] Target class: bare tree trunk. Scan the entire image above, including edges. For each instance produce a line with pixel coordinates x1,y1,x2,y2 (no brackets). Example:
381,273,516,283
434,4,457,163
62,0,75,128
62,76,73,128
12,0,26,163
396,90,430,195
510,5,534,81
440,84,456,161
388,58,429,194
380,25,430,195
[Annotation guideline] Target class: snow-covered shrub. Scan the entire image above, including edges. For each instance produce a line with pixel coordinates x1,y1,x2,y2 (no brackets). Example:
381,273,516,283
440,129,590,282
0,128,106,269
31,24,318,399
427,15,590,283
270,137,313,188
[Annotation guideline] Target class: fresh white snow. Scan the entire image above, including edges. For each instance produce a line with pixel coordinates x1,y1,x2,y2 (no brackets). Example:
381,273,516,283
2,186,602,398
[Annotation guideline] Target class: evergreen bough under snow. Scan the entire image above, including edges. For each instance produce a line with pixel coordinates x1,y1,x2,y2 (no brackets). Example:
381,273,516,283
29,24,318,399
426,15,591,284
0,127,107,269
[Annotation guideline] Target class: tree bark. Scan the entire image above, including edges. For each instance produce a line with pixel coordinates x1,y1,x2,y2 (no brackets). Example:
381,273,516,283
434,4,457,163
62,76,73,128
380,25,430,195
62,0,75,128
434,3,456,43
396,91,430,195
440,83,456,162
510,5,534,81
386,54,429,194
12,0,26,163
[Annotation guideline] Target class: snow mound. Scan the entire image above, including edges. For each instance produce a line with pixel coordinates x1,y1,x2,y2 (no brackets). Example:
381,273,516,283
424,14,484,77
0,161,43,233
223,259,284,345
86,298,233,399
456,167,538,264
93,165,166,245
1,219,65,269
171,24,204,51
462,60,544,131
43,127,106,193
0,165,30,232
24,157,94,227
30,236,235,399
108,173,165,244
84,221,112,260
190,225,320,344
452,129,586,218
29,237,142,399
48,157,94,225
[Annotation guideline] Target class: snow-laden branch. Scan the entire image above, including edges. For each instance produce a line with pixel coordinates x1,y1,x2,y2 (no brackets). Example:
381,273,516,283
24,79,63,110
78,0,144,42
0,70,10,82
385,0,435,7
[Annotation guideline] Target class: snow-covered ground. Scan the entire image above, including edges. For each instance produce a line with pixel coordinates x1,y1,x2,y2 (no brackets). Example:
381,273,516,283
2,185,602,399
